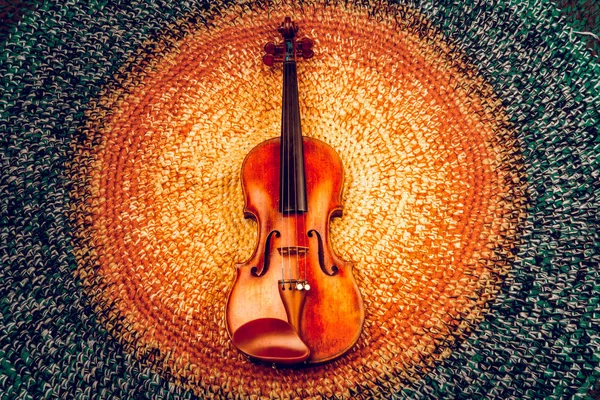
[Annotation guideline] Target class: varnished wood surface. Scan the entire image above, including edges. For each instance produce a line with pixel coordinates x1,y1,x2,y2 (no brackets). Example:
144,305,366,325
226,137,364,364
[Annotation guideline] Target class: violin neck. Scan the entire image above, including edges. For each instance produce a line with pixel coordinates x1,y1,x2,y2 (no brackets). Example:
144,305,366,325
280,45,307,214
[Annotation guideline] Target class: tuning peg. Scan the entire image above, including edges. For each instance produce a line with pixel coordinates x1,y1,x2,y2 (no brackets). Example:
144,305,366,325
298,37,313,51
264,42,276,55
263,54,275,66
301,49,314,59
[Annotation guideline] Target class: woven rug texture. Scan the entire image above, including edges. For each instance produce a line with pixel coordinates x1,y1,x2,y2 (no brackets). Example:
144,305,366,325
1,0,599,399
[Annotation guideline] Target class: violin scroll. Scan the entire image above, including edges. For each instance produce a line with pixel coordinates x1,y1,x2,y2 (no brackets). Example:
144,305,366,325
278,16,298,39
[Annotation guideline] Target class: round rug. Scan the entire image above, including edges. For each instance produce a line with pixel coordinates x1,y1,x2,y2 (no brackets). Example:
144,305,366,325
1,0,599,399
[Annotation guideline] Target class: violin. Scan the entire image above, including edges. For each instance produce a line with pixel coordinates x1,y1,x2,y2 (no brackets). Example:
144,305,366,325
226,17,364,365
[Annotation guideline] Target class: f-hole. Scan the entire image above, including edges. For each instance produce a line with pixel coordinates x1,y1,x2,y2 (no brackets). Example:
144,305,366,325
307,229,339,276
251,230,280,277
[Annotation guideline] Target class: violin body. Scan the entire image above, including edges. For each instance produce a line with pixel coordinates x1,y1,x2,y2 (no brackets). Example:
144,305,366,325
226,137,364,363
225,17,364,365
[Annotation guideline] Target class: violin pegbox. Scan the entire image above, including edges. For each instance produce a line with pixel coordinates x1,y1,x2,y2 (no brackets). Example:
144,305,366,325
262,17,314,66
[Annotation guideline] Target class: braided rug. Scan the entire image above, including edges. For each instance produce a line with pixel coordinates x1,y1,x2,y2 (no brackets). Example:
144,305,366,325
1,0,599,398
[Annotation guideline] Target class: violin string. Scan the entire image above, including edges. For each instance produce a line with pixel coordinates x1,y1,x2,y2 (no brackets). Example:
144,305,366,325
291,39,304,287
291,51,298,289
295,55,305,288
283,55,289,290
290,53,297,289
293,43,304,289
280,43,286,291
297,45,307,287
285,48,293,290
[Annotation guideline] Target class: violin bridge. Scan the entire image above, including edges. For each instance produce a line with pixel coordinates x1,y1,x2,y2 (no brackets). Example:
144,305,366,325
277,246,309,257
279,279,310,291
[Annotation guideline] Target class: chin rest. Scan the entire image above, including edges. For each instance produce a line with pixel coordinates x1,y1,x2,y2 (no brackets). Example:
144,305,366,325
232,318,310,364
